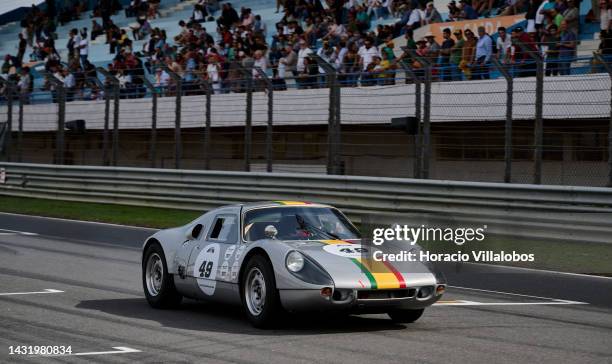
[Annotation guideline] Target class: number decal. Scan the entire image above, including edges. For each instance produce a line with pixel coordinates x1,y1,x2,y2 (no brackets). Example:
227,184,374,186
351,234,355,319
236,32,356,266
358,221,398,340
193,243,220,295
323,244,369,258
199,261,214,278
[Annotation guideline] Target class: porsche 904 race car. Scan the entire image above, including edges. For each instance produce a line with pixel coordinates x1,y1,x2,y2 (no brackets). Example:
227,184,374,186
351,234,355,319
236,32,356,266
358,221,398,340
142,201,446,327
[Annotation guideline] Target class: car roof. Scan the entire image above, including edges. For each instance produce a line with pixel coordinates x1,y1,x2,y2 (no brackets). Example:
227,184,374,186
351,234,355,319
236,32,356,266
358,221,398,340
240,201,332,209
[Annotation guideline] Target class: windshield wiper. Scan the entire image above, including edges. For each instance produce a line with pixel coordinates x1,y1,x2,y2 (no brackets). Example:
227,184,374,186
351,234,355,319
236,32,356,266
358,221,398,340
295,214,341,240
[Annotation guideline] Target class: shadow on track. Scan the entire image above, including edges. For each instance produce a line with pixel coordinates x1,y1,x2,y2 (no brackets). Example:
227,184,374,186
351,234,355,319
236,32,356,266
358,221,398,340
76,298,407,335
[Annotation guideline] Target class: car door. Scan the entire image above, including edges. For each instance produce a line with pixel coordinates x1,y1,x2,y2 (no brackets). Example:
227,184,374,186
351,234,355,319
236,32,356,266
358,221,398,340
173,222,206,279
189,213,240,299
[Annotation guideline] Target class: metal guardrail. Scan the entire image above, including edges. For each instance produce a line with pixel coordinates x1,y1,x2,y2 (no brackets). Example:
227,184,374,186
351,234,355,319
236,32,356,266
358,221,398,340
1,162,611,244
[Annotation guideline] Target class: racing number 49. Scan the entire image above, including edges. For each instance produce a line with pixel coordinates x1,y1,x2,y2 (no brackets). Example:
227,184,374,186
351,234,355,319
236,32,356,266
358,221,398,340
199,261,213,278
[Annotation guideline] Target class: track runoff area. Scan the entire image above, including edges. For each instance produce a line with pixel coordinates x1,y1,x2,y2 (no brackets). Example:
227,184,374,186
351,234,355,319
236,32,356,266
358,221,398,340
0,213,611,363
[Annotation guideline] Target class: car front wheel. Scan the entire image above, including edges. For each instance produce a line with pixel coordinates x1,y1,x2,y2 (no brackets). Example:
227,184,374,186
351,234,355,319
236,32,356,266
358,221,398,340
142,243,182,308
388,308,424,323
241,254,282,328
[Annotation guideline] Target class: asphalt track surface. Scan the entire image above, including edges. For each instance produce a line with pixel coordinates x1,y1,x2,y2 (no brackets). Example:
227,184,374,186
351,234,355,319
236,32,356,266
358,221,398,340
0,212,611,363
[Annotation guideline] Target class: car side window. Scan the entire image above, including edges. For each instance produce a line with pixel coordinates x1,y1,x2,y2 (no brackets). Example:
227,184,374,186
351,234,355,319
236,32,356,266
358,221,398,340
207,215,238,243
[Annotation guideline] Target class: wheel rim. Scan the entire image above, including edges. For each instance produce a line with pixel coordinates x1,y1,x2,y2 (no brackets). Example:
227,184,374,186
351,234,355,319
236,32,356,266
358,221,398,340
145,253,163,296
245,267,266,316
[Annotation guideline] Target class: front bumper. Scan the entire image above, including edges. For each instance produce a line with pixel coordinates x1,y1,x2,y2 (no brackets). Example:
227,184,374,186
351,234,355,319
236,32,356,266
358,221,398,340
279,285,445,313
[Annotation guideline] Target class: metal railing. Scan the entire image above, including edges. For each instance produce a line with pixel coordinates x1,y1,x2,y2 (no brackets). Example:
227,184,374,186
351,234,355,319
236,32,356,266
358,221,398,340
1,162,611,244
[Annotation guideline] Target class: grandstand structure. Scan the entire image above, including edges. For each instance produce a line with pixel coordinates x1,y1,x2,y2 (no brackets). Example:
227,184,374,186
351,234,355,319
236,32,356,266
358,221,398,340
0,0,611,187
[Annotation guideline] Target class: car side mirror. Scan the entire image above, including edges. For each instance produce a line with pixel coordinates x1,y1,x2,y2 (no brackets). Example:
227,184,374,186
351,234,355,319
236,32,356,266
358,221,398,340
264,225,278,239
186,224,203,240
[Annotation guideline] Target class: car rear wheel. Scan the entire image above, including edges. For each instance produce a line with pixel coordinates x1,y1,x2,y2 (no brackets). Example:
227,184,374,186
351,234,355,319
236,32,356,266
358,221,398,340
241,254,282,328
142,243,182,308
388,308,424,323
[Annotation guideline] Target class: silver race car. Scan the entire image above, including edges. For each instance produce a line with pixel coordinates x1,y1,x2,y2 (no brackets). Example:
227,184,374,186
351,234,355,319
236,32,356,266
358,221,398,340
142,201,446,327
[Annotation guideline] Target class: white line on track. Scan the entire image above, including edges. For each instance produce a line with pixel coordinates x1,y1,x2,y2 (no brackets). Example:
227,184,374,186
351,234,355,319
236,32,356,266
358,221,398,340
448,285,587,303
0,289,64,296
0,229,38,236
432,285,588,306
461,261,612,280
41,347,141,357
435,300,588,306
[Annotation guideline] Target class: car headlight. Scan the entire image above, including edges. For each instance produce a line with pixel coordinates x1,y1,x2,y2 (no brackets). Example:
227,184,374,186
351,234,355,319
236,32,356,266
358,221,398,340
286,251,305,272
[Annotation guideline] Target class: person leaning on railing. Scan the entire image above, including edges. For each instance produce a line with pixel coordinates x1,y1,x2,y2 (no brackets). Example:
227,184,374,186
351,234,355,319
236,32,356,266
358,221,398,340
541,23,560,76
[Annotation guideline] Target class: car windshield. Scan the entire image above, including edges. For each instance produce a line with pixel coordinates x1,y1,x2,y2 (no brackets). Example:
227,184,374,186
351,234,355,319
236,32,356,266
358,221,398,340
243,206,361,242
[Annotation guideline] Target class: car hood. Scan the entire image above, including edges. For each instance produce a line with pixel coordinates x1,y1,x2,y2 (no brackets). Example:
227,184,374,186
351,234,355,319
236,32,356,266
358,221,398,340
281,239,438,290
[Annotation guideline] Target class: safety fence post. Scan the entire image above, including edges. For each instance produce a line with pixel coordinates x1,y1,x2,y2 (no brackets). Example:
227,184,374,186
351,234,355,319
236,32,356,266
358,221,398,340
518,44,544,184
491,57,514,183
42,73,66,165
97,68,121,166
162,66,183,169
17,92,24,163
204,79,212,170
253,66,274,172
0,78,13,162
238,66,253,172
406,49,431,179
139,76,158,168
399,56,422,178
313,55,341,175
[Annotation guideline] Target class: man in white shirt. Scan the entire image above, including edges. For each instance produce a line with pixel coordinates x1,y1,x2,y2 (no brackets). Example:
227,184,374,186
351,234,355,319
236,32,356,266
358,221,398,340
407,4,424,30
474,26,492,79
495,26,511,63
79,28,89,66
358,37,380,71
297,40,313,73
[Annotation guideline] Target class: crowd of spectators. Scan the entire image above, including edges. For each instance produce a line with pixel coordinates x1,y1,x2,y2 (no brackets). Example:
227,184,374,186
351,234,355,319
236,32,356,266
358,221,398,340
0,0,606,102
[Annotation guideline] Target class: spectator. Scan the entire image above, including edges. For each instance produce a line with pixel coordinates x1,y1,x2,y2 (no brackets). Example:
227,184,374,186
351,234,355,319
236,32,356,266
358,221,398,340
78,28,89,66
406,3,424,30
91,20,104,41
450,29,465,80
278,44,297,78
424,32,440,63
473,26,492,79
17,67,32,102
458,0,479,20
562,0,579,35
440,28,455,81
131,16,152,40
558,20,576,75
317,41,337,74
154,67,170,88
447,1,462,21
423,2,443,24
192,4,208,23
17,34,27,64
542,23,560,75
67,29,78,64
524,0,541,33
59,68,76,101
297,40,313,88
358,37,380,72
601,0,612,32
460,29,477,79
512,26,539,77
496,27,512,63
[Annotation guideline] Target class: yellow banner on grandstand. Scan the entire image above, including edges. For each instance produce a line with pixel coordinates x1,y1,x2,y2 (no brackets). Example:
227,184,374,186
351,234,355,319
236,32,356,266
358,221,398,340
414,14,525,41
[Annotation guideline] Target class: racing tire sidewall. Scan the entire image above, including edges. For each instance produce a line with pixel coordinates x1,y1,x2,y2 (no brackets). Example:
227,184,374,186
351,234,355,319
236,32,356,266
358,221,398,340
240,254,282,328
142,243,182,309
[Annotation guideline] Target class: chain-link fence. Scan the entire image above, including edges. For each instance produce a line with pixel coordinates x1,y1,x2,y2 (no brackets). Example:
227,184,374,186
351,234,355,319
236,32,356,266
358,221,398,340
0,51,611,187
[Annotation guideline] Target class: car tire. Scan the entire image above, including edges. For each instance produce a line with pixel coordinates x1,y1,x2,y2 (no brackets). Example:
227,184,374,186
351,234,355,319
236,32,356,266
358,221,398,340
241,254,282,328
142,242,182,309
387,308,425,323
